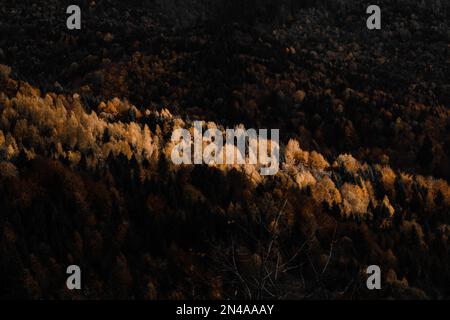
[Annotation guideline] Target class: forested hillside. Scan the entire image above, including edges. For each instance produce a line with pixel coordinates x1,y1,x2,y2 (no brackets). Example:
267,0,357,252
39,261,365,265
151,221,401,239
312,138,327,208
0,0,449,299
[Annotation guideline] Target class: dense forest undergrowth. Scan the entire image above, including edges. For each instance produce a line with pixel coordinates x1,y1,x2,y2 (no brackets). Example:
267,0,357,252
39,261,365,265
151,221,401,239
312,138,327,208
0,0,449,299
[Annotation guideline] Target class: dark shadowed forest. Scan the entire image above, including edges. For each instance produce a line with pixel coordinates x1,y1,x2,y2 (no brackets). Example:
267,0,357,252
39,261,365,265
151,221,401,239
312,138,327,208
0,0,449,299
